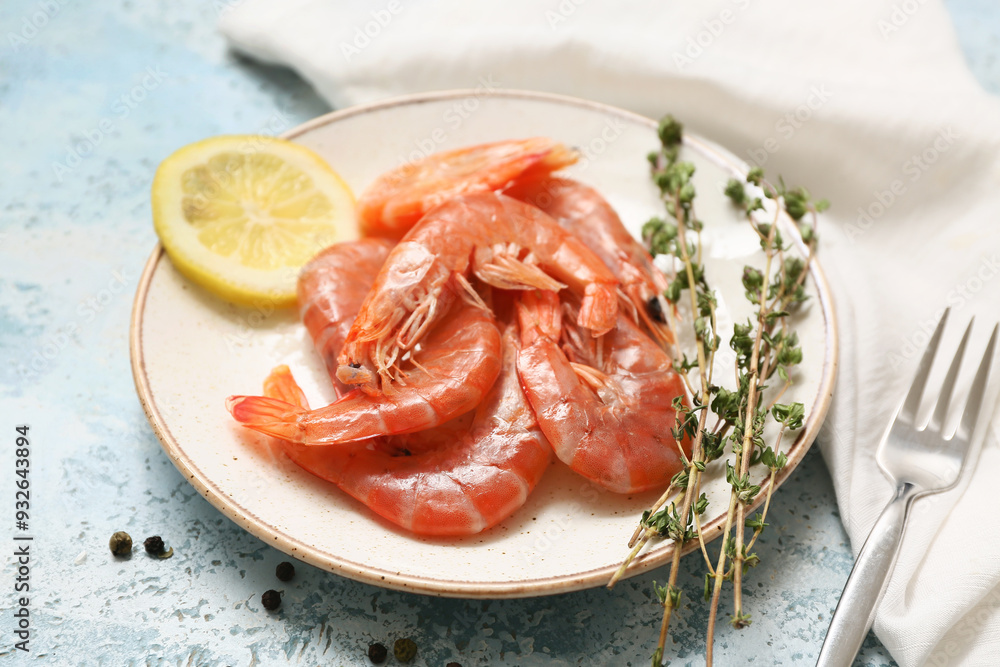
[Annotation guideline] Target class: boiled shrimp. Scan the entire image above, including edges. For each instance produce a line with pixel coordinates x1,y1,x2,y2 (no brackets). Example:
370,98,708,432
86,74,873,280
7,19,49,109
339,192,619,395
261,324,551,536
298,238,394,392
260,244,551,537
516,290,690,494
357,137,577,239
505,176,674,347
227,298,502,444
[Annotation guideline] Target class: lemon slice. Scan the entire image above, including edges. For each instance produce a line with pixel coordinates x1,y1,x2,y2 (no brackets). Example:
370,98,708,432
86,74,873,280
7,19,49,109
152,135,357,307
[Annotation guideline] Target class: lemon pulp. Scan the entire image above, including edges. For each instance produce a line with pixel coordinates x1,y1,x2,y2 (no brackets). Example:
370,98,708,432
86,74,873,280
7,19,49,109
152,135,357,307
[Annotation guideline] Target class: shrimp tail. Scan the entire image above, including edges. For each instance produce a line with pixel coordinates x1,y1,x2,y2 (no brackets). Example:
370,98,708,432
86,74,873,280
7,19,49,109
226,394,306,442
262,365,311,409
509,143,580,184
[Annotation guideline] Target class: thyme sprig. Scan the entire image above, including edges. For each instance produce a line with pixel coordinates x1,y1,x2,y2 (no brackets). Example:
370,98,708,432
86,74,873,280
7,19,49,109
607,115,826,666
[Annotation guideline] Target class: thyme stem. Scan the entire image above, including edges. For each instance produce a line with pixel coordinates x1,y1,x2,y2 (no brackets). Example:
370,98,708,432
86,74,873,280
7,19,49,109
730,220,776,626
618,116,825,666
652,184,713,662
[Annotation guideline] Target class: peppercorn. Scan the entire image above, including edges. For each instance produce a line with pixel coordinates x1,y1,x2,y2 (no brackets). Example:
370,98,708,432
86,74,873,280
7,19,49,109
261,589,281,611
367,642,388,664
109,531,132,557
646,295,666,324
141,535,174,559
446,662,463,667
275,561,295,582
393,637,418,663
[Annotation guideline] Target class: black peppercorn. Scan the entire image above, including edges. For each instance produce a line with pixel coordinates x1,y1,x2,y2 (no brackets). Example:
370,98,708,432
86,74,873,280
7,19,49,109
140,535,174,559
144,536,164,555
394,638,418,663
109,531,132,557
275,561,295,582
261,589,281,611
367,642,388,664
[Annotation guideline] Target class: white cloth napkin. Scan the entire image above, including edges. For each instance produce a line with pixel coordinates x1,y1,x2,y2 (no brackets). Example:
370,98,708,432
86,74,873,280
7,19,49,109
219,1,1000,663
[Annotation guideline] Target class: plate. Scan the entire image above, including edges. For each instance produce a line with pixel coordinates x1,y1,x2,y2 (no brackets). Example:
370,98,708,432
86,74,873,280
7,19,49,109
130,90,837,598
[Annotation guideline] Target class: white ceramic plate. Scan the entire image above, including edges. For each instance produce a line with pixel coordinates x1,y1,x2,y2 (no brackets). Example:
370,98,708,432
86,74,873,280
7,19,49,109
130,90,837,598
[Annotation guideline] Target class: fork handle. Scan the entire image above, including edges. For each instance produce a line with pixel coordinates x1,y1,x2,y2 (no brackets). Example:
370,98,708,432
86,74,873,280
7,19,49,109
816,483,917,667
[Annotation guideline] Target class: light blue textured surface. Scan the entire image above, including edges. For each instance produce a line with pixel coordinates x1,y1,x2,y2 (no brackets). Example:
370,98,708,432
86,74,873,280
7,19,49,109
0,2,995,665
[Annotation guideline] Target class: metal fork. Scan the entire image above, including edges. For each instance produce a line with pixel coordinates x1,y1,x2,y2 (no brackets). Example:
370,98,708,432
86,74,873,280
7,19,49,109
816,309,999,667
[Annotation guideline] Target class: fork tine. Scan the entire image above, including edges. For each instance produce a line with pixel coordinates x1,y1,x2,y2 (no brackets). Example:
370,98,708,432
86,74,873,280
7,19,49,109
928,318,974,432
958,323,999,440
899,308,950,424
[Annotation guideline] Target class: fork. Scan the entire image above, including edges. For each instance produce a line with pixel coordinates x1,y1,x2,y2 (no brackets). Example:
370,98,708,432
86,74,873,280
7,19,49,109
816,309,999,667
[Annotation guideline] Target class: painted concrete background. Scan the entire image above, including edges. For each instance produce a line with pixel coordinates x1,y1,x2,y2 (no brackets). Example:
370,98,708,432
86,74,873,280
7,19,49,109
1,1,997,665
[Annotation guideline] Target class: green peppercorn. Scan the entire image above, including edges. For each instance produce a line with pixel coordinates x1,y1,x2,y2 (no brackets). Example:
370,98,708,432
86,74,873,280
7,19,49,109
393,638,417,663
109,531,132,557
367,642,388,664
275,561,295,582
261,589,281,611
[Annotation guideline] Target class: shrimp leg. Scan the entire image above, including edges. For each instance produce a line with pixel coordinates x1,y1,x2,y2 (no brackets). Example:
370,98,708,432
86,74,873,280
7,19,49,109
340,192,619,395
298,238,394,392
505,176,675,347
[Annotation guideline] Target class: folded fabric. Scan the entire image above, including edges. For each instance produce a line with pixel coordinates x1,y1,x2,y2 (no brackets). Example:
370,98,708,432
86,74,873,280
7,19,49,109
219,1,1000,663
